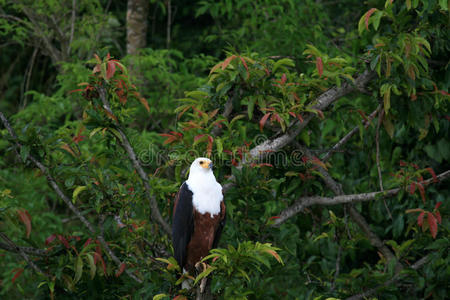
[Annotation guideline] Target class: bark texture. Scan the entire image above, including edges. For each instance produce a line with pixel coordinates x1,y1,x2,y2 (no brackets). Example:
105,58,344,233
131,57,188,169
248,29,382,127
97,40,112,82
126,0,150,55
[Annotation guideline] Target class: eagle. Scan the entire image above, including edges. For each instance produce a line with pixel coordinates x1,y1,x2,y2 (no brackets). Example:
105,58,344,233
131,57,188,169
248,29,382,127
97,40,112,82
172,157,226,280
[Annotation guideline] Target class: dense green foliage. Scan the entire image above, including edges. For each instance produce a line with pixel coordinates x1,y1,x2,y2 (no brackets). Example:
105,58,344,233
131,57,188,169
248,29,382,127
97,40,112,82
0,0,449,299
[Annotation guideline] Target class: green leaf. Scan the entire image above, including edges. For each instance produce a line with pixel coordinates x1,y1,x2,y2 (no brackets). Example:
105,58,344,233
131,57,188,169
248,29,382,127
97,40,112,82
439,0,448,10
392,214,404,238
194,266,216,285
74,255,84,284
85,253,96,279
247,97,256,120
72,186,87,203
20,145,30,162
272,58,295,73
153,294,169,300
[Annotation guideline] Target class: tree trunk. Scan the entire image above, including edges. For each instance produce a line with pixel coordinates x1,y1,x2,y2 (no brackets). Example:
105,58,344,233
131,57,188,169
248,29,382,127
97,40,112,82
126,0,150,55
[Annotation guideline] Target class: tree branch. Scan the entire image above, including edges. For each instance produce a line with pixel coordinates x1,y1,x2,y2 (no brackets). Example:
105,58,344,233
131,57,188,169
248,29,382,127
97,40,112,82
246,70,375,164
0,232,49,277
273,169,450,226
97,87,172,235
0,241,49,257
0,111,143,283
223,70,375,192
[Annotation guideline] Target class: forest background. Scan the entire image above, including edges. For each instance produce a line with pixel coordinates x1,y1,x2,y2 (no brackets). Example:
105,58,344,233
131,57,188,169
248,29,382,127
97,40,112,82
0,0,449,299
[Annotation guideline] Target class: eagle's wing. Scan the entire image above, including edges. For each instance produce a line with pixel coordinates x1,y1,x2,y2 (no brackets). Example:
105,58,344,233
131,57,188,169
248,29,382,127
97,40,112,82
172,182,194,269
212,200,226,249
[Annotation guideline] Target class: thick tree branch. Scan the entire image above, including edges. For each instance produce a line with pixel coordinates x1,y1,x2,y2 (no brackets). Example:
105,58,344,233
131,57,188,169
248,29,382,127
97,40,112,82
273,169,450,226
282,143,399,264
246,70,375,163
97,87,172,235
223,70,375,192
0,111,143,283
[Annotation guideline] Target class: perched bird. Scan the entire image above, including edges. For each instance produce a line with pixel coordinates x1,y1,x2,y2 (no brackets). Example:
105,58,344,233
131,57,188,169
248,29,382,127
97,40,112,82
172,157,226,278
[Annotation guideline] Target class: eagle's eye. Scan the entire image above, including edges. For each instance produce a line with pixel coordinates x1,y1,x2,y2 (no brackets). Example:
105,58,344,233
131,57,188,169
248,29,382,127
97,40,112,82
200,161,204,165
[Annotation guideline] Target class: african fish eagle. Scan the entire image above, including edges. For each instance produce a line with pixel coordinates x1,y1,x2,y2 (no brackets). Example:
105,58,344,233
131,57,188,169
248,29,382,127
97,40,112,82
172,157,226,277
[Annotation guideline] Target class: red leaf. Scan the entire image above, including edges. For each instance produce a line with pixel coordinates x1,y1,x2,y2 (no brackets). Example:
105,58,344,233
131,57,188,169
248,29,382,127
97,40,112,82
68,88,84,94
93,252,107,274
173,296,188,300
83,238,93,248
92,64,101,74
417,211,425,226
207,135,214,156
106,61,116,79
434,201,442,210
221,55,237,70
139,97,150,112
316,57,323,77
45,234,57,245
194,134,205,141
399,160,407,167
281,73,287,85
103,109,118,122
112,60,124,72
259,113,271,131
57,235,70,249
17,210,32,238
357,109,368,122
365,8,377,30
426,167,438,183
440,90,450,96
273,113,282,124
427,212,437,238
417,182,426,203
297,114,304,122
409,182,416,195
115,262,126,277
434,211,441,224
12,268,24,283
239,57,249,79
288,111,296,118
94,54,101,64
315,109,324,119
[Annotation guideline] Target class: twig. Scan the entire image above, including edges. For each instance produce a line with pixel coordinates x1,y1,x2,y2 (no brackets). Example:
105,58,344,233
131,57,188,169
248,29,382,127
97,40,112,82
97,87,171,235
375,109,392,219
331,244,342,291
67,0,76,56
346,254,431,300
0,232,49,277
0,111,143,283
322,105,381,161
166,0,171,49
20,47,39,109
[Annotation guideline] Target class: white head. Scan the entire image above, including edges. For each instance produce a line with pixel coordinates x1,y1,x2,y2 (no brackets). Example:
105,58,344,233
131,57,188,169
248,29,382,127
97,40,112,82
186,157,223,216
188,157,214,178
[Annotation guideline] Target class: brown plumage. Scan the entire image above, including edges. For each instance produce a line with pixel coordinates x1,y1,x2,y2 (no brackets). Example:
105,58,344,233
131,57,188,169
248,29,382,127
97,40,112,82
172,158,226,275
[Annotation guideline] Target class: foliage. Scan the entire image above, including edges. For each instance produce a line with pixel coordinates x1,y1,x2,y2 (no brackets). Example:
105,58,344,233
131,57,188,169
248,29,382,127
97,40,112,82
0,0,449,299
